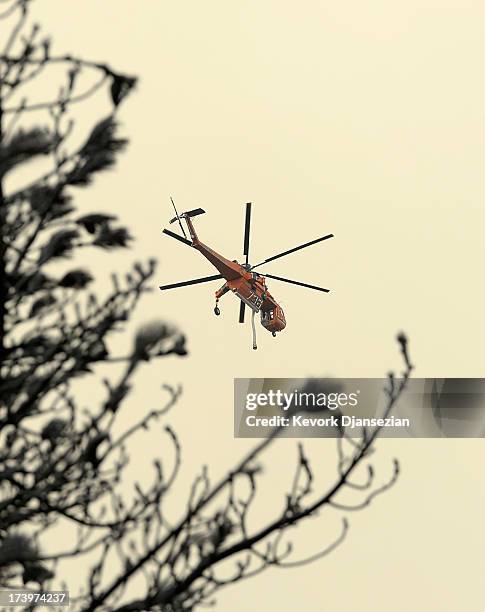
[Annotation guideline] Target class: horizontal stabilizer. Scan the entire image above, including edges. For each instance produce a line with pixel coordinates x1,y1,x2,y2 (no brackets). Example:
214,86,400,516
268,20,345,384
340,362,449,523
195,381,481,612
169,208,206,224
162,228,192,246
186,208,206,218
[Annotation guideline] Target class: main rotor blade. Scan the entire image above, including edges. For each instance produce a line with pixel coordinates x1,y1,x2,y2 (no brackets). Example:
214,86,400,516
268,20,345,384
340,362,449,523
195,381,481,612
252,233,334,269
163,228,192,246
262,273,330,293
160,274,222,291
243,202,252,265
170,196,188,240
239,300,246,323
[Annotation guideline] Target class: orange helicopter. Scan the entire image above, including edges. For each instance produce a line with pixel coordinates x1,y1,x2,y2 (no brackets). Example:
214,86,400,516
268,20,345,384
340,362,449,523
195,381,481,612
160,200,333,349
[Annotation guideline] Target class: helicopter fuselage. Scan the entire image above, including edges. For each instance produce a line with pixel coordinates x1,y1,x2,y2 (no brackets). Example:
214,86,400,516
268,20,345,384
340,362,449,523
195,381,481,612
185,216,286,333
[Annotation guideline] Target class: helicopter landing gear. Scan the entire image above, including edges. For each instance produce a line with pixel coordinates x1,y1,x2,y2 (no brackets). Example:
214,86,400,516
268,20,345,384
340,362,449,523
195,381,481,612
272,331,276,337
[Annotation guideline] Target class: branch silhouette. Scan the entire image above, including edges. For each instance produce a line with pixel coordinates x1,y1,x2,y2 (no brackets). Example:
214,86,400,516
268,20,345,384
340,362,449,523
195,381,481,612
0,2,413,611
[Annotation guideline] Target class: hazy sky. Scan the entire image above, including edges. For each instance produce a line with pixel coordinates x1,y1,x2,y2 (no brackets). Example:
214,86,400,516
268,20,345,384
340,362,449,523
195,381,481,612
19,1,485,610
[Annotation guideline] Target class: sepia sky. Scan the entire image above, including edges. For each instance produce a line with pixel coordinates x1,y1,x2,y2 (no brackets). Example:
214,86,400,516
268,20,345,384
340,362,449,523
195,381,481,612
21,1,485,610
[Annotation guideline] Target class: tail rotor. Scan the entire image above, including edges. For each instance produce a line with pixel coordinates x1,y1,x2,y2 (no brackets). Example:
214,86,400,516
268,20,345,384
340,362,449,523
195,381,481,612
170,196,188,240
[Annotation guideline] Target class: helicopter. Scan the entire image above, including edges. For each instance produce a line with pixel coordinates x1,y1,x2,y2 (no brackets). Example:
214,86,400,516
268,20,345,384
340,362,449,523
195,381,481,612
160,200,334,349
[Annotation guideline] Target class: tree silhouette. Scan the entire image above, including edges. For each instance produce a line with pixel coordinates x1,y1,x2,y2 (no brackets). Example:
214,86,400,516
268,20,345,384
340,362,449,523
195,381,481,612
0,2,413,610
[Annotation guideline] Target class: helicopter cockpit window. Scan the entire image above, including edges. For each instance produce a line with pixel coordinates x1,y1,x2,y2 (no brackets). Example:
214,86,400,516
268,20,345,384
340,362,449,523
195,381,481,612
262,309,275,322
